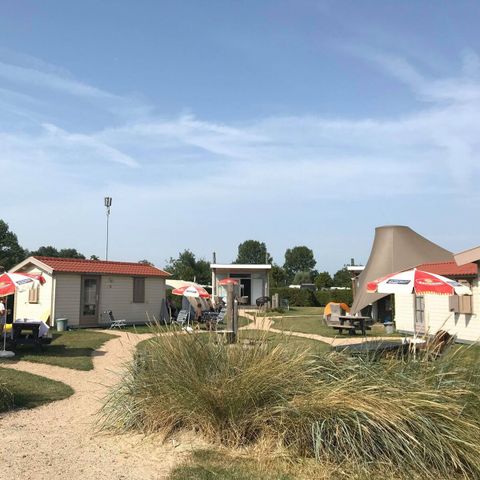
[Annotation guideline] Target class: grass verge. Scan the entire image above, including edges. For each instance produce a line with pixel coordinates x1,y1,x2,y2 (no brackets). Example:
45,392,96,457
0,367,73,412
2,329,115,371
271,315,399,338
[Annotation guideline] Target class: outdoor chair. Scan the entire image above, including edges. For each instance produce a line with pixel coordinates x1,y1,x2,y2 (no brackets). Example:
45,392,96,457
104,310,127,329
174,309,189,327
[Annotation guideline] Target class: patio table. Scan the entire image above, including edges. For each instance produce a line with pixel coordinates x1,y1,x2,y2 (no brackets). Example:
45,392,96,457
337,315,372,335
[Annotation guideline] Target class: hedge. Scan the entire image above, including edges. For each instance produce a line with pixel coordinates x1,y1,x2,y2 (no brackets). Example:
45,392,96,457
271,288,353,307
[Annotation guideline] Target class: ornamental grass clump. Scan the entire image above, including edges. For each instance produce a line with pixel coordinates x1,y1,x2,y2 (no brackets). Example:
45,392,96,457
101,330,316,444
0,381,13,411
101,330,480,478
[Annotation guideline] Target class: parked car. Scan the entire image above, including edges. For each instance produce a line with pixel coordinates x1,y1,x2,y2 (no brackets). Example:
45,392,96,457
256,296,271,307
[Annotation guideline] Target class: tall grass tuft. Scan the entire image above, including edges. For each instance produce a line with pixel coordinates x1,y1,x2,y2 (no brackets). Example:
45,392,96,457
101,329,480,478
0,381,13,411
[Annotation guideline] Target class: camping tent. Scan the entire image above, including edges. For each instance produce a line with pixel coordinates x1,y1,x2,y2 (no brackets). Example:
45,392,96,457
351,225,453,314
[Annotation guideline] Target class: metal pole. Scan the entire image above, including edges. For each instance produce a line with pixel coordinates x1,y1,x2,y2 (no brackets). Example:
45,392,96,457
105,209,109,260
104,197,112,261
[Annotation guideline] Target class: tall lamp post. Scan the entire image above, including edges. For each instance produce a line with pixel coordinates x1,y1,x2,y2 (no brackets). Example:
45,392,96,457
104,197,112,260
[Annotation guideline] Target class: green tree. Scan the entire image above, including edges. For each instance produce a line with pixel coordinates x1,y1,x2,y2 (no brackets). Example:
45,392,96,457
333,267,352,288
165,250,211,285
58,248,85,259
284,246,316,277
90,255,100,260
293,271,312,285
0,220,27,271
315,271,333,289
270,264,288,288
235,240,272,264
30,246,85,259
138,259,154,266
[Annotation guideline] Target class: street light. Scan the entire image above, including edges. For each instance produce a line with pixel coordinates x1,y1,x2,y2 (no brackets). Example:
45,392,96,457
104,197,112,260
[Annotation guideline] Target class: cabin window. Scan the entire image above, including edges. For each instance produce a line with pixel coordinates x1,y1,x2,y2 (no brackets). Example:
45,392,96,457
133,277,145,303
28,286,39,304
449,280,473,314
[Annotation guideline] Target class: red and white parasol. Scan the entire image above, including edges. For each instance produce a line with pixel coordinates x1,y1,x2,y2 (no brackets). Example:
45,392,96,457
0,272,46,358
0,272,46,297
218,278,239,286
171,284,210,298
367,268,472,296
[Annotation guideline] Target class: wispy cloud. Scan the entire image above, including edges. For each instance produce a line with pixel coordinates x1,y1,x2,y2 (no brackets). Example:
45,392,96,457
1,49,480,265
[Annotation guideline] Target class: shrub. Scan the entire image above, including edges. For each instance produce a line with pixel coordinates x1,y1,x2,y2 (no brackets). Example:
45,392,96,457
270,287,318,307
271,287,353,307
102,331,480,479
0,382,13,411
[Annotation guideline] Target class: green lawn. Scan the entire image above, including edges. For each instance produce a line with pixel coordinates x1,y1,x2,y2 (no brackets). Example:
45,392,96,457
271,315,399,338
0,367,74,412
136,328,331,356
1,329,115,371
251,306,325,318
169,449,295,480
238,329,331,354
121,323,180,334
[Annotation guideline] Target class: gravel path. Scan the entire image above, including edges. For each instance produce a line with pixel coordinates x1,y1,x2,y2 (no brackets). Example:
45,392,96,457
0,331,199,480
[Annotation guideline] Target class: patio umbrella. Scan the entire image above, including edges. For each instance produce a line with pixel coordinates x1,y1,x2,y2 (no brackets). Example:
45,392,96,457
218,278,239,286
171,285,210,298
0,272,46,358
367,268,472,296
0,272,46,296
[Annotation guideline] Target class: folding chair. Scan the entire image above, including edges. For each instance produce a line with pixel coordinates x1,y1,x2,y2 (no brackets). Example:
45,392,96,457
104,310,127,329
174,309,189,327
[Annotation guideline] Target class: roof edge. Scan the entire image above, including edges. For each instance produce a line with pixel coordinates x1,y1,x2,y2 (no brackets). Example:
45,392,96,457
455,246,480,266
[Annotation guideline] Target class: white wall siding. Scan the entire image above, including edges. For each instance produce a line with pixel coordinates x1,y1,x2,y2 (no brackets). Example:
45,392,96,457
14,266,53,322
394,278,480,343
54,274,82,326
98,276,165,325
394,293,415,332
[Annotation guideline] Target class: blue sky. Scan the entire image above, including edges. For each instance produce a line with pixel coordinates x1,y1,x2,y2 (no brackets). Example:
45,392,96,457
1,0,480,272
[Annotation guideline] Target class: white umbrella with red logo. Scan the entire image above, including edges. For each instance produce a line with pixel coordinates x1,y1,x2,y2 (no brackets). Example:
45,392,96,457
367,268,472,342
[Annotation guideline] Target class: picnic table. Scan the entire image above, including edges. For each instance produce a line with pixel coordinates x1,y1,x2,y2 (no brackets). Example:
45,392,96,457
333,315,373,335
9,320,52,350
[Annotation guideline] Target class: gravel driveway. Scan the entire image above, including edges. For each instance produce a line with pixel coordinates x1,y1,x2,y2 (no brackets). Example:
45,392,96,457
0,331,197,480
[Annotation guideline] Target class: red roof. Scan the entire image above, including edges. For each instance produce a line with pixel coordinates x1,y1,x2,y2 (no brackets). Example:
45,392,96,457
417,261,478,277
33,256,170,277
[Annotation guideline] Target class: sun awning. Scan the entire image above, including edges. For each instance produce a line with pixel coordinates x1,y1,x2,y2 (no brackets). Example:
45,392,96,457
351,226,453,314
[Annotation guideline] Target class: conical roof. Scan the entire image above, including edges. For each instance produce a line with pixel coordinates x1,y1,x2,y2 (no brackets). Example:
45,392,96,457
351,226,453,314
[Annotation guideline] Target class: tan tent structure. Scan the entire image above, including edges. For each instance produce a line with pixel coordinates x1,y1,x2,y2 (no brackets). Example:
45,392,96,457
351,226,453,314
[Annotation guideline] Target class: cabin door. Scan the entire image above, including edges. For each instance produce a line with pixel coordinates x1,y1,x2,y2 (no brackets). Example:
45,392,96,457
80,275,101,326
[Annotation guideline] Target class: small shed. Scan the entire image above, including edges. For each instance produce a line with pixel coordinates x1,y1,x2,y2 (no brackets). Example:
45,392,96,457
211,263,271,305
10,256,170,328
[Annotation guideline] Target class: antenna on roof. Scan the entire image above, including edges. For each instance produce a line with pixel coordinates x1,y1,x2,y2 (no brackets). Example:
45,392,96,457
104,197,112,261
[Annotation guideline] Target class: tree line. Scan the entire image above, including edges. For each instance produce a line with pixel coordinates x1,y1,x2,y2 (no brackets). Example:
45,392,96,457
165,240,352,289
234,239,351,289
